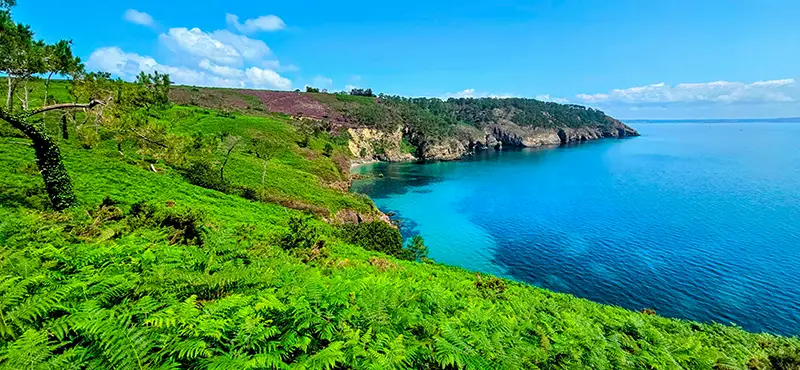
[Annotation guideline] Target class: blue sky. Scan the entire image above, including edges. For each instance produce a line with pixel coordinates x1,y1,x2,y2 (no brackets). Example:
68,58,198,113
11,0,800,119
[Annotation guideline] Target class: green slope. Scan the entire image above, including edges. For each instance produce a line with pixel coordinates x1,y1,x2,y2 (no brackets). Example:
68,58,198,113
1,80,798,369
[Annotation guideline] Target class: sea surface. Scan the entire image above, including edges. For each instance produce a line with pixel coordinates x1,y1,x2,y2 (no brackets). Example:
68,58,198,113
350,122,800,336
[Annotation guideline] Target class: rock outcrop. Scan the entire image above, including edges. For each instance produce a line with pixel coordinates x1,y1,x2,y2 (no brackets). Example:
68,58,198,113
347,127,416,162
347,115,639,163
419,138,470,161
333,208,394,227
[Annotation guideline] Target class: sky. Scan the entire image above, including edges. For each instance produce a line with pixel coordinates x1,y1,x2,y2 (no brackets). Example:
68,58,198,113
10,0,800,119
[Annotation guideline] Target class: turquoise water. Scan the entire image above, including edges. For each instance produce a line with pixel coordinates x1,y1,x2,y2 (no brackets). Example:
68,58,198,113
350,122,800,336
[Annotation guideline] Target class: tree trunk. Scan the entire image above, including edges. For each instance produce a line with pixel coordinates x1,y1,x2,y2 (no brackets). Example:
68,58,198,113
220,141,238,186
42,73,53,123
60,114,69,140
6,77,13,113
21,83,29,111
2,115,76,210
33,129,75,210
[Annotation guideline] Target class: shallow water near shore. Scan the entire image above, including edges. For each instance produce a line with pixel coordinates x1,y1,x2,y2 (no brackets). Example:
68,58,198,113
350,122,800,336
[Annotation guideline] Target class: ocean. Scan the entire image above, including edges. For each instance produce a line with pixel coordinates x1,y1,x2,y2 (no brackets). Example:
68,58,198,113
350,121,800,336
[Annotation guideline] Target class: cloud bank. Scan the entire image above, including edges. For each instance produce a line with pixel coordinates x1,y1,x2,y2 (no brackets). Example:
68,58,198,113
123,9,154,27
89,12,293,90
575,79,797,106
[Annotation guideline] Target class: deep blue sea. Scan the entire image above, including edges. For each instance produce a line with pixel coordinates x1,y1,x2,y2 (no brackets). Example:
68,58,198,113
350,122,800,336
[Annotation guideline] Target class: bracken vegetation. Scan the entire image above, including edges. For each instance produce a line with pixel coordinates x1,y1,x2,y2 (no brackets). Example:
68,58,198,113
1,3,800,369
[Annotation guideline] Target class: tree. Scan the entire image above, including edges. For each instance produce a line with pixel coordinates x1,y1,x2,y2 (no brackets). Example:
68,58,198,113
40,40,83,125
131,71,171,114
349,88,375,97
250,133,282,185
0,8,104,210
218,133,241,186
1,9,37,112
407,235,429,262
0,6,171,210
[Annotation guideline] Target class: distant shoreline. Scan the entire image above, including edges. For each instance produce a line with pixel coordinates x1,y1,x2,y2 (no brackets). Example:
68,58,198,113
625,117,800,124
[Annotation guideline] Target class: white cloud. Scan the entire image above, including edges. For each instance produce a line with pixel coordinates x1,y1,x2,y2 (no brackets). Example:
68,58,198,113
123,9,154,27
226,13,286,33
198,59,245,79
210,30,271,61
344,84,359,92
87,46,292,90
158,27,275,68
445,88,476,99
246,67,292,89
535,94,569,104
442,88,515,100
159,28,242,66
575,79,798,105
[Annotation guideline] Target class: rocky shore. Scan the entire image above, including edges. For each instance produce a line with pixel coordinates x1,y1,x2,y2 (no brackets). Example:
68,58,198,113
347,119,639,163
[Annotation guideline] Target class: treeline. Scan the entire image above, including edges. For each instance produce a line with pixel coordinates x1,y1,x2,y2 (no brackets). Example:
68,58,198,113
378,96,617,140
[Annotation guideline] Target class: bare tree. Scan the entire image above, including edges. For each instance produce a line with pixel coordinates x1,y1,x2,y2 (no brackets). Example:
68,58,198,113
250,133,282,185
219,134,241,186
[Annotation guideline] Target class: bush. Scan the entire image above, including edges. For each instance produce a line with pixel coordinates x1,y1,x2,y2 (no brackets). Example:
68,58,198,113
407,235,429,262
280,215,319,250
475,273,507,299
349,88,375,97
179,160,226,191
128,201,206,245
339,221,412,260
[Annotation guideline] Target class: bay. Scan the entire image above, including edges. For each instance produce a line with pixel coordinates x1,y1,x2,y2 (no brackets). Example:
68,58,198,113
350,122,800,336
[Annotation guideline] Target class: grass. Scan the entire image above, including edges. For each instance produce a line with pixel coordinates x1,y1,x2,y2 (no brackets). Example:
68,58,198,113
1,79,799,369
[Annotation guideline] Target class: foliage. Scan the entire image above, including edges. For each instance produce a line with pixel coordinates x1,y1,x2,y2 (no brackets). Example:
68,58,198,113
339,222,414,261
407,235,429,262
349,88,375,97
280,215,320,250
1,7,799,368
1,95,800,368
474,273,507,299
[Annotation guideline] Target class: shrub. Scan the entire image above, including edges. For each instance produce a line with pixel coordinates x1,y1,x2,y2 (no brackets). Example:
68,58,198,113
407,235,429,262
339,221,413,260
128,201,206,245
349,88,375,97
323,143,334,157
179,160,226,191
280,215,319,250
475,273,507,299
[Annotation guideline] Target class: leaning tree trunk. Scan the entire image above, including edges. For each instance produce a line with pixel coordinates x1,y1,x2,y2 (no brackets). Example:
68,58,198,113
60,114,69,140
4,115,76,210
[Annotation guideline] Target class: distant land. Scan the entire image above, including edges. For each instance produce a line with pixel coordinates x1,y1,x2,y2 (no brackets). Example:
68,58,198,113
625,117,800,124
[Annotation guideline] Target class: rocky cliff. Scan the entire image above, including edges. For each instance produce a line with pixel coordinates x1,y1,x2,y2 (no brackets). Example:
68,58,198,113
349,119,639,163
347,127,416,162
346,101,639,163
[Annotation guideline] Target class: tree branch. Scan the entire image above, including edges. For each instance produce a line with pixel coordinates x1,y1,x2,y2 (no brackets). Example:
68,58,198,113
128,128,168,148
29,99,104,116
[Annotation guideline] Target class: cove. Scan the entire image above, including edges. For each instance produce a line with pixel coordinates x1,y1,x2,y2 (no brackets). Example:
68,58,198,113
351,121,800,336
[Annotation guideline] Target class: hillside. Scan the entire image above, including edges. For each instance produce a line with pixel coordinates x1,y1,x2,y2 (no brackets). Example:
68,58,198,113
1,79,799,369
170,86,639,162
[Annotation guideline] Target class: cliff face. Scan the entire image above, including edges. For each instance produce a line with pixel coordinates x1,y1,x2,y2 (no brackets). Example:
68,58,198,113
409,120,639,161
346,104,639,162
347,127,416,162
